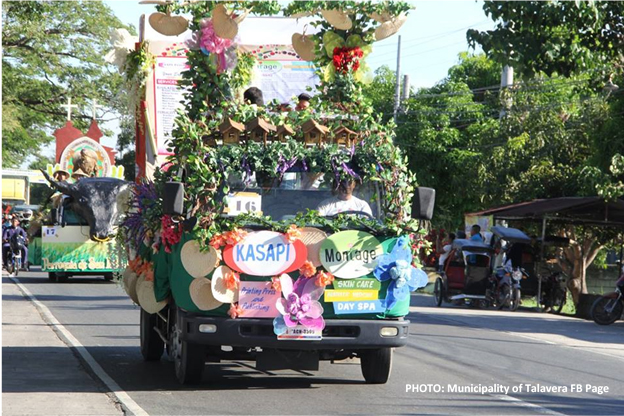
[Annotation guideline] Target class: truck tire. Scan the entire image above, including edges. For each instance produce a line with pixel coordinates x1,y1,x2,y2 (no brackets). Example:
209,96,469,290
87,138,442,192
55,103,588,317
140,309,164,361
172,318,205,384
360,348,392,384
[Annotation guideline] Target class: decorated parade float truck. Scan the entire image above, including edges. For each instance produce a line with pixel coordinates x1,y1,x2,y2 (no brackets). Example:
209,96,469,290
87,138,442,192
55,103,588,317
38,118,128,282
118,1,434,384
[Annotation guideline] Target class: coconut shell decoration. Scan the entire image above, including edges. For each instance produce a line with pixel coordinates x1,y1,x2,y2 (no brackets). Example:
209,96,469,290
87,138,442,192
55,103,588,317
190,278,223,311
321,9,352,31
292,33,316,62
148,12,189,36
211,265,239,303
299,227,328,267
136,274,168,314
374,13,407,41
180,240,219,278
122,266,139,305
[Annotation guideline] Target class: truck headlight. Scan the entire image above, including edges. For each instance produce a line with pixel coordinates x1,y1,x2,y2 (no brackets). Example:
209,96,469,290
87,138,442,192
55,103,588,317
198,324,217,333
380,327,398,337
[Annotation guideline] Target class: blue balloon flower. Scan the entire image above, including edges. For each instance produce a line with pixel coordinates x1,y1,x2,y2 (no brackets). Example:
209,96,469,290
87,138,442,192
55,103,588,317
374,236,428,310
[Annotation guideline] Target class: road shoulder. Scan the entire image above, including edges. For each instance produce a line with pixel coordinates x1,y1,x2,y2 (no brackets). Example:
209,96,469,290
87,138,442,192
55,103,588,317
2,275,124,416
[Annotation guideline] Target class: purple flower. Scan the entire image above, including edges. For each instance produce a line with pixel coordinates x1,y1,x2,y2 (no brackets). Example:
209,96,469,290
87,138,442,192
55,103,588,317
274,274,325,335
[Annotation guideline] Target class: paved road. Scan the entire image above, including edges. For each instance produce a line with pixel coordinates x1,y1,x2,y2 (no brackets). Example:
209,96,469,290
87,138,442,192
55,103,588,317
5,268,624,415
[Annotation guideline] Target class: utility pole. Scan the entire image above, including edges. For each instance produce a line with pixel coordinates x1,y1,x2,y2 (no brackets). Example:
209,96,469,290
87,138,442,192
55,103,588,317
393,35,402,123
499,64,513,119
401,74,410,107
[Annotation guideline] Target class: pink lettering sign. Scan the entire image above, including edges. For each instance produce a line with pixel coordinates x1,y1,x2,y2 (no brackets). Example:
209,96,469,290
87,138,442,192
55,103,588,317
238,281,281,318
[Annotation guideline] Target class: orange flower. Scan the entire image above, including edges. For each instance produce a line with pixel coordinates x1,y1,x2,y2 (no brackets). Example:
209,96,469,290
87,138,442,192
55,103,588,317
271,275,282,292
228,303,244,319
299,260,317,278
315,271,335,288
144,269,155,282
209,233,226,249
224,271,240,290
285,224,302,242
225,228,248,245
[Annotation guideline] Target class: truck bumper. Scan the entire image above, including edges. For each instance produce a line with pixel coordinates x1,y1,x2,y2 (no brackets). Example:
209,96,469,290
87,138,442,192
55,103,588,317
179,309,410,350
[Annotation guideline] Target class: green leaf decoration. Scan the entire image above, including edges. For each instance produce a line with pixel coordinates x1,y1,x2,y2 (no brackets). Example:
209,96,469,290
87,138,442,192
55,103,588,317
323,31,345,57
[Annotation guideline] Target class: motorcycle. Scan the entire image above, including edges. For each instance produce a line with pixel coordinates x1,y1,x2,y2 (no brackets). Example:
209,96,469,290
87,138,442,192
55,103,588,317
591,270,624,326
541,270,568,314
6,234,26,276
491,264,528,311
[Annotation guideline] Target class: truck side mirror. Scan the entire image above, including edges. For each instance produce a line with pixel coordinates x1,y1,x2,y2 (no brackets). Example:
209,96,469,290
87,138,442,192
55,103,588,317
163,182,185,216
412,187,435,220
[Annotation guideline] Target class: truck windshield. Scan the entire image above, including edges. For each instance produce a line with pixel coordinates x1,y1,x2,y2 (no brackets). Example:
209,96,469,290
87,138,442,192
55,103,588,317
225,172,382,221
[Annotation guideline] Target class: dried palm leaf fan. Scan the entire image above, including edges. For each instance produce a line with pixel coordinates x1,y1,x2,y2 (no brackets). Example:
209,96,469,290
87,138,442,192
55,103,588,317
321,8,353,30
136,274,168,314
189,278,223,311
212,3,250,40
180,240,219,278
292,25,316,62
374,13,407,41
141,0,189,36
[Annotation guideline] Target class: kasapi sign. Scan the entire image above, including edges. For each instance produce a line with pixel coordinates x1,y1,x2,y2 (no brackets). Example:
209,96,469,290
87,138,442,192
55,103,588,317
223,231,307,276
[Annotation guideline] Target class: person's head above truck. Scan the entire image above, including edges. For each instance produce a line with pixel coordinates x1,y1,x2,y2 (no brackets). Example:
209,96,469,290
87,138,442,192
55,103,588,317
243,87,264,106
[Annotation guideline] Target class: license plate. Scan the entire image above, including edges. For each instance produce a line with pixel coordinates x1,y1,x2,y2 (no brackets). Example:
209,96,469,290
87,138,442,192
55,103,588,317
277,325,322,341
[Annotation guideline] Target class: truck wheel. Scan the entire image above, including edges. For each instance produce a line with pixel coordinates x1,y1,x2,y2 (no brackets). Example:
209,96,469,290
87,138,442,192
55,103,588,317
140,309,164,361
173,322,205,384
48,272,57,282
360,348,392,384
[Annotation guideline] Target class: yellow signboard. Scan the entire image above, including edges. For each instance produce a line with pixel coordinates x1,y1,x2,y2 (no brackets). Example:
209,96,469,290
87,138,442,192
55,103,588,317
324,289,379,302
2,178,26,200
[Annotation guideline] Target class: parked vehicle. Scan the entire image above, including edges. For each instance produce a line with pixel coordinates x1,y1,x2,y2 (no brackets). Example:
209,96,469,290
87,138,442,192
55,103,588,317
492,264,528,311
540,263,568,314
590,268,624,325
6,234,27,276
490,226,533,311
434,239,495,308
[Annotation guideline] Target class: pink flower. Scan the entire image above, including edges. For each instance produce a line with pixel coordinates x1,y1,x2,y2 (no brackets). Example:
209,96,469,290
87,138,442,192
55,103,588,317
274,274,325,335
199,19,232,54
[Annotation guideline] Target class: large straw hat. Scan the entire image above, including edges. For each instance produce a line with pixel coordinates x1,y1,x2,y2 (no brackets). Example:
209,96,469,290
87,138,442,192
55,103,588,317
374,13,407,41
321,9,352,31
292,33,316,62
122,266,139,304
211,265,239,303
136,274,168,314
212,4,240,40
180,240,219,278
149,12,189,36
299,227,328,267
190,278,223,311
71,168,88,178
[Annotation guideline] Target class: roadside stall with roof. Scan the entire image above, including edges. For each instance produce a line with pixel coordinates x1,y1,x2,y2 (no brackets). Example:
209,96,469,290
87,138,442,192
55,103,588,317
467,197,624,313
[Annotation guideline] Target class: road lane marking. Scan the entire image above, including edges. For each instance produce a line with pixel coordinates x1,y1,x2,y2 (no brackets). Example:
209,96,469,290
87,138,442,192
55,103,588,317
491,394,567,415
10,276,149,416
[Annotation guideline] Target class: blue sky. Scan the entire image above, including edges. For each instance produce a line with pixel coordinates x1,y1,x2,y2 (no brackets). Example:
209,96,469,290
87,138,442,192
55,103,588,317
96,0,496,150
